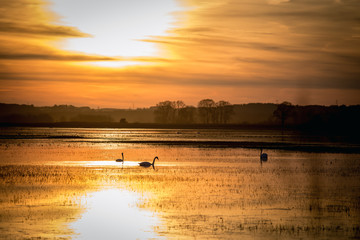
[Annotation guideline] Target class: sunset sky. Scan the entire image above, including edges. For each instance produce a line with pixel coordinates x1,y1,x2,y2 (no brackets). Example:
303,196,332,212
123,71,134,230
0,0,359,108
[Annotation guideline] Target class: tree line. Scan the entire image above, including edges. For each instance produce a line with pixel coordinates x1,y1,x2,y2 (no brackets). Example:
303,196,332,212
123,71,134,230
1,102,359,135
272,101,360,133
153,100,360,134
154,99,234,124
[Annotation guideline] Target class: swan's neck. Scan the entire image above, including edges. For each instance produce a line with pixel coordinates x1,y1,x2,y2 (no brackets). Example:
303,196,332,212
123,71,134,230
122,153,124,160
152,157,157,165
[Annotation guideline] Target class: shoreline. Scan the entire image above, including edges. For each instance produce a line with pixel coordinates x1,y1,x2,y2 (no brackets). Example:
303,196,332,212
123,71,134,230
0,126,358,153
0,122,358,135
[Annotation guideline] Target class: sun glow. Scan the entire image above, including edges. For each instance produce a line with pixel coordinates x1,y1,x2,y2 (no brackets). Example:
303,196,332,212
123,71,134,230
71,188,163,239
51,0,183,67
88,61,149,68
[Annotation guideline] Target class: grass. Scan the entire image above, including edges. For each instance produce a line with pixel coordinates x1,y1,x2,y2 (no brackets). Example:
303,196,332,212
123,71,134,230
0,160,359,239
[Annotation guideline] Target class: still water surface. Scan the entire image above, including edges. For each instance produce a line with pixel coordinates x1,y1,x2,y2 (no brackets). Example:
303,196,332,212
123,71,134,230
0,127,359,239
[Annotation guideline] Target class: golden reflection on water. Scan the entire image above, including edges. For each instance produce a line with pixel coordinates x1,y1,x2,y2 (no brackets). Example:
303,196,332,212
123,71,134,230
1,132,360,239
71,188,163,240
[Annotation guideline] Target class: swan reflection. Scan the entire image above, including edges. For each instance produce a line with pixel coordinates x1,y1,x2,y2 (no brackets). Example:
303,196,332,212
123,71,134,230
70,188,163,240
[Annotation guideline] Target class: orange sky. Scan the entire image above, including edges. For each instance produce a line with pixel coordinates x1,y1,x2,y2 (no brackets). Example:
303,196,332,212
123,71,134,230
0,0,359,108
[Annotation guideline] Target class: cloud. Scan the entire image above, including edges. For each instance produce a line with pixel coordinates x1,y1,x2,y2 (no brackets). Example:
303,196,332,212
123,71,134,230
0,0,117,65
267,0,290,5
0,0,89,38
0,21,90,38
0,53,116,61
0,36,116,62
160,0,360,87
1,0,360,107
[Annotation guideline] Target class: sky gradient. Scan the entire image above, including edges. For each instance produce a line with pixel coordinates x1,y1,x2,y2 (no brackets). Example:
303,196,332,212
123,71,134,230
0,0,359,108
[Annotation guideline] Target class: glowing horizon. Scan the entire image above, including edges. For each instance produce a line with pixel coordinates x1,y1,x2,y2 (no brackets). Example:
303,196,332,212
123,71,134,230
0,0,359,108
50,0,183,67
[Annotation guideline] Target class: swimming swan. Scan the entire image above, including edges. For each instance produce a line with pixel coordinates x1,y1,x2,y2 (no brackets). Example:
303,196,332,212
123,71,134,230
139,156,158,167
116,153,124,162
260,148,268,161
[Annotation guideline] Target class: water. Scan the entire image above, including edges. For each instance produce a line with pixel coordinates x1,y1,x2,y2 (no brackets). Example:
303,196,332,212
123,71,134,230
0,127,354,144
0,127,359,239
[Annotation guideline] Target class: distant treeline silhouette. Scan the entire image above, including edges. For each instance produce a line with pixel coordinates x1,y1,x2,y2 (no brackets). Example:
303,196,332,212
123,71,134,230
0,102,359,133
154,99,233,124
272,102,360,132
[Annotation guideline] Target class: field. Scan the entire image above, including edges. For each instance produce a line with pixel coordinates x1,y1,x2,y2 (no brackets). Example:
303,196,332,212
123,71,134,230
0,128,359,239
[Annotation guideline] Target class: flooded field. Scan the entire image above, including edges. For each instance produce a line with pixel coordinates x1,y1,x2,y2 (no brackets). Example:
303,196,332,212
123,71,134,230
0,127,359,239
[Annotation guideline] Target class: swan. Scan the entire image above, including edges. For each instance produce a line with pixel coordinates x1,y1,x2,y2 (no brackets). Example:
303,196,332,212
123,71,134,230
116,153,124,162
139,156,158,167
260,148,268,161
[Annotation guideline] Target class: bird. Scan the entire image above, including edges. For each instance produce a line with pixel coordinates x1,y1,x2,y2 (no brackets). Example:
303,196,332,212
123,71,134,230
116,153,124,162
260,148,268,161
139,156,158,167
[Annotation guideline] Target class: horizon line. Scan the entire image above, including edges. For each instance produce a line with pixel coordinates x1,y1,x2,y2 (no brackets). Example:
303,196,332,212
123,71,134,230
0,101,356,110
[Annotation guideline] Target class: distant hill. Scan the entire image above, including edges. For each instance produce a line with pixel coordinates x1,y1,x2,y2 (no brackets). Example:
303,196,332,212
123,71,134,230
0,103,155,124
0,103,278,124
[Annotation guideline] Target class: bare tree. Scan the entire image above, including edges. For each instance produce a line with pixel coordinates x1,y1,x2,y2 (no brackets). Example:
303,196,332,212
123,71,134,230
178,106,196,124
174,100,186,123
154,101,175,123
198,99,216,124
155,99,232,124
154,100,195,124
216,100,233,124
273,101,293,128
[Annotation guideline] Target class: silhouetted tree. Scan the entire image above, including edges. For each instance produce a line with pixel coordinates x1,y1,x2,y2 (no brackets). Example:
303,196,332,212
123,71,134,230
216,100,233,124
174,100,186,123
273,101,293,128
178,106,196,124
198,99,216,124
154,101,175,123
154,100,195,124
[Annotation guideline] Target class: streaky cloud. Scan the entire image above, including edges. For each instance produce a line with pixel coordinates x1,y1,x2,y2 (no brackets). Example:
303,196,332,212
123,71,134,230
0,21,90,38
0,53,116,61
0,0,90,38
